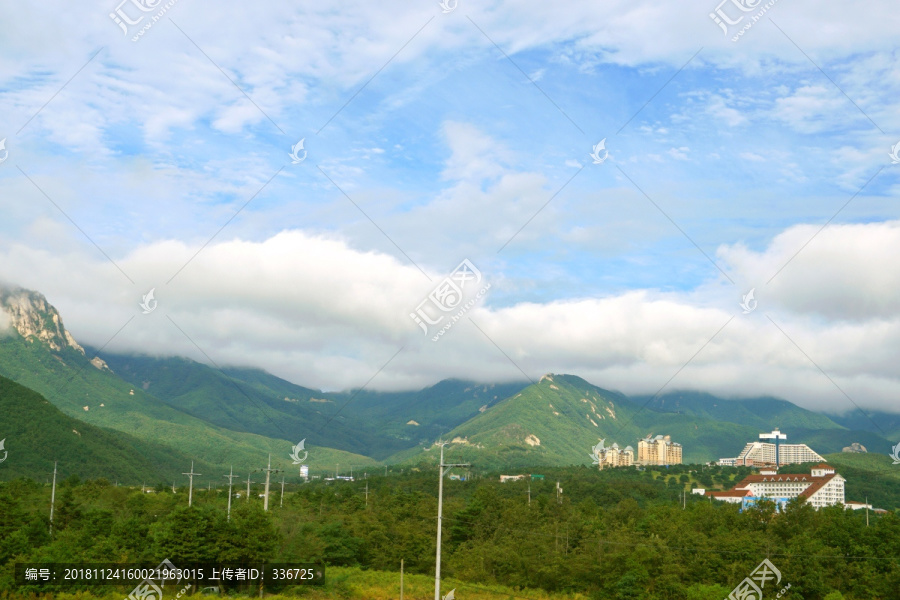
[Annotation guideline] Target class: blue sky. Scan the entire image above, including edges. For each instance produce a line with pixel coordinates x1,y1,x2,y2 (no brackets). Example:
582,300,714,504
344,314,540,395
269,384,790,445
1,0,899,415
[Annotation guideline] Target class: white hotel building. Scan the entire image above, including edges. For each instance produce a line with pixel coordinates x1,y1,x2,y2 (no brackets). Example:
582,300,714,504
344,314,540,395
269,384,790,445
707,464,846,509
717,429,825,467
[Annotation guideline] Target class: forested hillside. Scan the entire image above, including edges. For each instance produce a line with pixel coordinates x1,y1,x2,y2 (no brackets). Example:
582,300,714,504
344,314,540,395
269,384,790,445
1,466,898,599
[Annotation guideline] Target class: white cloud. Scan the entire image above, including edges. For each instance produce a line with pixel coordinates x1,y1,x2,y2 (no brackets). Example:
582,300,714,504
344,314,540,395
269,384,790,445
706,94,747,127
2,0,900,420
717,220,900,322
668,146,690,160
1,220,899,414
772,84,850,134
440,121,513,182
2,0,897,154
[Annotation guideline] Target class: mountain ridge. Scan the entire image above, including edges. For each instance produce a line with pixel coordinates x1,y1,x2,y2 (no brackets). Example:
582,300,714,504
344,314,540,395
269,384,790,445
0,285,377,480
0,284,893,474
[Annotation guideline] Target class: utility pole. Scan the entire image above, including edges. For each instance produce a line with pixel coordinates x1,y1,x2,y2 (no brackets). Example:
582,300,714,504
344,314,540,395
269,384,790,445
246,473,253,502
49,462,57,536
183,462,201,507
385,465,388,477
435,443,469,600
257,454,282,512
866,496,869,527
528,483,531,505
364,481,369,509
400,559,404,600
224,467,238,521
556,481,563,505
280,476,285,508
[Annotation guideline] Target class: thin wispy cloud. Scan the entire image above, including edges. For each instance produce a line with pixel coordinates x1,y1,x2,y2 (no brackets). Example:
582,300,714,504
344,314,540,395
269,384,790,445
0,0,898,417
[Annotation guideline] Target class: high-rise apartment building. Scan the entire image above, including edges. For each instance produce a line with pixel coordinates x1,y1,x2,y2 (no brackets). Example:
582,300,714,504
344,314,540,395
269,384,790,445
637,434,683,465
717,429,824,467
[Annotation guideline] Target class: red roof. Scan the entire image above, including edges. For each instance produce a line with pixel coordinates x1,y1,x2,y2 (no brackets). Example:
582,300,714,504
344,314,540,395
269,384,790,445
711,470,840,502
797,473,837,500
812,463,832,469
735,474,810,484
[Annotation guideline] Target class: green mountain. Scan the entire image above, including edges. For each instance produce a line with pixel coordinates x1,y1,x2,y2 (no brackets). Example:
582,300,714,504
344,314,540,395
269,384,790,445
3,285,895,475
93,349,532,456
396,374,764,467
0,375,194,482
93,352,409,460
634,391,891,457
392,376,896,468
92,352,529,459
335,379,530,443
0,286,375,481
828,409,900,441
789,429,894,456
822,452,900,510
396,374,647,469
634,390,845,431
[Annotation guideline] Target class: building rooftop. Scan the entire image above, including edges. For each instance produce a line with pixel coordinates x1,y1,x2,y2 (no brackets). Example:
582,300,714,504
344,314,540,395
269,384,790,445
708,469,840,502
707,489,752,498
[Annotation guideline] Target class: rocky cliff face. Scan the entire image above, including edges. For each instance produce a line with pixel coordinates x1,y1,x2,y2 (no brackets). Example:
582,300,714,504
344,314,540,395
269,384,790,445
0,286,85,354
842,442,868,453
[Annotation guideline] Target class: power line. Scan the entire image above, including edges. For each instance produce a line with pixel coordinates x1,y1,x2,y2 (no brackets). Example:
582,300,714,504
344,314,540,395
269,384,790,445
223,466,239,521
48,462,57,536
256,454,282,512
182,462,201,507
435,443,470,600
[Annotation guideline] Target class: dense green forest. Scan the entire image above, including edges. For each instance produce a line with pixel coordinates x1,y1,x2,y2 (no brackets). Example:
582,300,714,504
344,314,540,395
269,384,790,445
1,465,899,599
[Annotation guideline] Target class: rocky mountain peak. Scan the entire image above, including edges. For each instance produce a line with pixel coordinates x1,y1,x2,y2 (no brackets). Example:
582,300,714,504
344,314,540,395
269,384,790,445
0,286,85,355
